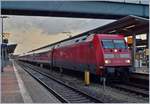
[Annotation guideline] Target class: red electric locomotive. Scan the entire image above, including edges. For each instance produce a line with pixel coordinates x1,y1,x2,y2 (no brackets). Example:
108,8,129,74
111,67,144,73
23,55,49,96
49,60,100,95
19,34,131,81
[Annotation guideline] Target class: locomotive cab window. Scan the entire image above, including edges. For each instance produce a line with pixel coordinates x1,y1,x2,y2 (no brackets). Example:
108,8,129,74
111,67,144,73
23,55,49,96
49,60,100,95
114,40,127,49
101,40,114,49
101,39,127,49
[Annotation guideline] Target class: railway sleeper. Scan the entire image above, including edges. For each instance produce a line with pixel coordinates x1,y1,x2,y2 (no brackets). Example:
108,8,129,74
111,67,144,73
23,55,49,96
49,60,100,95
67,97,89,101
55,88,74,92
68,94,87,98
62,94,82,98
58,91,79,95
61,93,80,97
65,94,84,97
69,99,92,103
112,84,149,97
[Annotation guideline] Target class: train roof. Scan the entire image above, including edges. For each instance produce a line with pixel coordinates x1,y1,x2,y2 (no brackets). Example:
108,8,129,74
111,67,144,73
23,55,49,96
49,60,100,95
25,15,148,54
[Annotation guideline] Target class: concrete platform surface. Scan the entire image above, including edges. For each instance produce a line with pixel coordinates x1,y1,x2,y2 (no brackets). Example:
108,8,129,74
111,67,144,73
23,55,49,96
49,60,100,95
1,61,23,103
133,67,149,75
1,60,60,103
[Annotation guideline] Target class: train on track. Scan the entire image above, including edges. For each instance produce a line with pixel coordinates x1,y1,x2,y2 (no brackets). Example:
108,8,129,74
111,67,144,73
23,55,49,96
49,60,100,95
18,34,132,81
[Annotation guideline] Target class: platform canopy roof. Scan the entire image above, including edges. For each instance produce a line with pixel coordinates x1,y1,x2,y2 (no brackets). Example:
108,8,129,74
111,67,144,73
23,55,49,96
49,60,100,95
29,15,149,53
7,44,17,53
87,15,149,36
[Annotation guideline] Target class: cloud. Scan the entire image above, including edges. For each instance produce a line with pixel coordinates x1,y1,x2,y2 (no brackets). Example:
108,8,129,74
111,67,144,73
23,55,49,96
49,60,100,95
4,15,114,54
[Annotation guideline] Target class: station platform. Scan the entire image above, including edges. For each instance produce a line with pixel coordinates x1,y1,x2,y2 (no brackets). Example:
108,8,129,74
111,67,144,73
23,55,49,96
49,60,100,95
133,67,149,75
1,60,60,103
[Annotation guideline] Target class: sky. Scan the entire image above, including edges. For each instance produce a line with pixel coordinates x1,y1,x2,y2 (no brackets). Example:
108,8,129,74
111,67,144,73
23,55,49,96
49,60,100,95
4,15,114,54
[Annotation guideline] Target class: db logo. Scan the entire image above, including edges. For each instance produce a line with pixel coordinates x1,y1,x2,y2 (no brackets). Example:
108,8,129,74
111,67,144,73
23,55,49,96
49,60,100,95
115,54,120,58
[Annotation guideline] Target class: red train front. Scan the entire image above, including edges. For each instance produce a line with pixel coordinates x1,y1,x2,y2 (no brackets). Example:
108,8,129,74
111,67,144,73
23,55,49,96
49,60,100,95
53,34,131,80
93,34,131,81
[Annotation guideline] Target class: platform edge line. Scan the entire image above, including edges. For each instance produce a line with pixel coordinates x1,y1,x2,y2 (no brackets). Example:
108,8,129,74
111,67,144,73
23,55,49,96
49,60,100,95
12,60,33,103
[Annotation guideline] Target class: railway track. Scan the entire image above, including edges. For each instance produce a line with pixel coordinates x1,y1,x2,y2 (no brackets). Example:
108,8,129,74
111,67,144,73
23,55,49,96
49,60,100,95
125,82,149,90
129,73,149,88
18,61,149,101
110,83,149,97
18,61,102,103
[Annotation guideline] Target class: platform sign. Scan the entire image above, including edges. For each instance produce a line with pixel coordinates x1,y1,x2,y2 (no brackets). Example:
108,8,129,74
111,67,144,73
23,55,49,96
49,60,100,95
135,53,140,60
127,36,133,44
146,49,149,55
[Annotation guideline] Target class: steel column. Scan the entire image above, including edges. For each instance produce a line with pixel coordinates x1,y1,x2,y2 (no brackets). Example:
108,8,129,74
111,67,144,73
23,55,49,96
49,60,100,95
147,32,149,48
1,18,4,72
148,32,149,68
132,34,136,70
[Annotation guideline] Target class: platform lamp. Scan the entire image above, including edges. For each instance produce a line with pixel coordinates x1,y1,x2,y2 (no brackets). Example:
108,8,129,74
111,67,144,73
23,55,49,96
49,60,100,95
1,16,9,72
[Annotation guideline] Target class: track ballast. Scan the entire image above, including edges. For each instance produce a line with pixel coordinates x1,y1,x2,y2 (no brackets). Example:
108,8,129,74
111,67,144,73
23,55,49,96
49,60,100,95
19,61,102,103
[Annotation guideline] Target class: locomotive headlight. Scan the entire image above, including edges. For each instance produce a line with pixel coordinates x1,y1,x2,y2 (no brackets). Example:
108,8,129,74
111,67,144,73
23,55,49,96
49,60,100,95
114,49,118,52
125,59,130,63
99,66,104,69
105,60,111,64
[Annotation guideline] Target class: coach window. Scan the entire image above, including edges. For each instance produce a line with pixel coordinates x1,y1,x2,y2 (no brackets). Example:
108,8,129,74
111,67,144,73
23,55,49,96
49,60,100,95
82,38,86,41
75,40,79,42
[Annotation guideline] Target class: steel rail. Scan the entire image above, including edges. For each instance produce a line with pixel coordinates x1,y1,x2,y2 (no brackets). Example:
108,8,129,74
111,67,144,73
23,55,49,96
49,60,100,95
18,61,149,100
18,61,102,103
19,63,69,103
110,84,149,97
